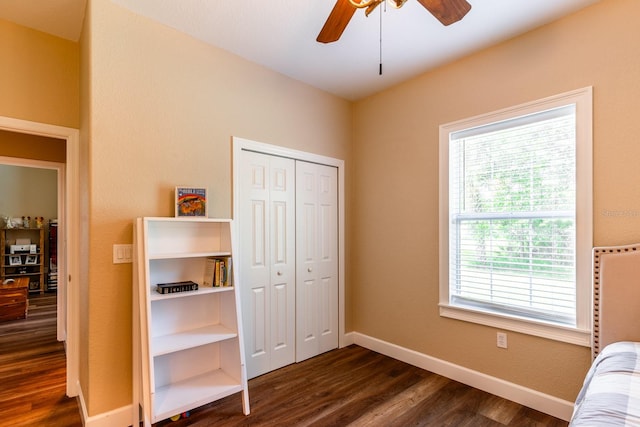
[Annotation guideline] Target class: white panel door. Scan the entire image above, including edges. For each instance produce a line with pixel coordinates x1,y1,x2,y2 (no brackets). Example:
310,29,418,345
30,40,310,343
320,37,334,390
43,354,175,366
295,161,339,362
238,150,295,379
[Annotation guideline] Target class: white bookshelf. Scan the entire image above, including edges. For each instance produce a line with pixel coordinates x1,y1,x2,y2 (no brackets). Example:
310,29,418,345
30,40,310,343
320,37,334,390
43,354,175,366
133,217,249,425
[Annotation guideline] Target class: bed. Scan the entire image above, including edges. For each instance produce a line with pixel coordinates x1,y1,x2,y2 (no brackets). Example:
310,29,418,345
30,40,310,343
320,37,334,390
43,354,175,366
569,244,640,426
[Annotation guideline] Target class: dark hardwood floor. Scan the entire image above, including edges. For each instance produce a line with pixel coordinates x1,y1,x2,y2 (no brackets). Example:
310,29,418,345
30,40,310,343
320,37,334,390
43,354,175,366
156,345,568,427
0,293,82,427
0,295,568,426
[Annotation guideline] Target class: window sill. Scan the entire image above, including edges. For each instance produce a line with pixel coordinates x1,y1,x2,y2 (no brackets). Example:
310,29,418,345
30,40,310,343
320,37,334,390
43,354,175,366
439,303,591,347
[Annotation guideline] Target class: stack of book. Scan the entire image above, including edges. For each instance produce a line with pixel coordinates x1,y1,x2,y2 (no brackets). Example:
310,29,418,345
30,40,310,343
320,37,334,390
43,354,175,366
202,256,232,287
156,281,198,294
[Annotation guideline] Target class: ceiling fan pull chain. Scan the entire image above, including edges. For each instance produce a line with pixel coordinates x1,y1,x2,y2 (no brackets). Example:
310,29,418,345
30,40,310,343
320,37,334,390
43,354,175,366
379,0,384,75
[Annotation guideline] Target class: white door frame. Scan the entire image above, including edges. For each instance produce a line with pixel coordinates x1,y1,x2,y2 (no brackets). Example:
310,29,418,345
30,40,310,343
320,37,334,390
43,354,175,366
232,137,346,349
0,115,80,397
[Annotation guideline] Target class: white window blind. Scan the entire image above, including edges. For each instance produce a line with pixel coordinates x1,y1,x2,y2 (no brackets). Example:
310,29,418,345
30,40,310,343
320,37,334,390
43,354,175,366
448,105,577,326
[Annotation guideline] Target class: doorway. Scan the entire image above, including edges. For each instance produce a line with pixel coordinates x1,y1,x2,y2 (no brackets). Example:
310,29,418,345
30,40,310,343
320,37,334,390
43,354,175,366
0,159,62,324
0,115,79,397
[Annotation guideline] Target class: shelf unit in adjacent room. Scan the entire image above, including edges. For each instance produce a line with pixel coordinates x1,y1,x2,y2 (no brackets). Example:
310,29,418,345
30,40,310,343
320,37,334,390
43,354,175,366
1,227,45,294
133,217,249,426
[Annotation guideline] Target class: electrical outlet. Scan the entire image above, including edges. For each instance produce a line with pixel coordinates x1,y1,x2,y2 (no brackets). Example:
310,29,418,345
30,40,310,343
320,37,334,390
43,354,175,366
497,332,508,349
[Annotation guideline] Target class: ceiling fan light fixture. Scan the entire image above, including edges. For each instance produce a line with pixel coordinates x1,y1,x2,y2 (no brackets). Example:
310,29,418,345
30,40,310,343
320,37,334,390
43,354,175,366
348,0,378,8
387,0,408,8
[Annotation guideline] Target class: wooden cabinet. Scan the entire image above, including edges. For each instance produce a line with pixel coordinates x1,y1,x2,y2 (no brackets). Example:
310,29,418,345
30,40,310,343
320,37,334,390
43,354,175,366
133,217,249,426
1,228,45,293
0,276,29,322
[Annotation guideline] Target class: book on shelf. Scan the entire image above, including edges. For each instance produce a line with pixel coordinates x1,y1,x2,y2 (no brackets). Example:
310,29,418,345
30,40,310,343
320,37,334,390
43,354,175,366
155,280,198,294
202,256,233,287
202,258,215,287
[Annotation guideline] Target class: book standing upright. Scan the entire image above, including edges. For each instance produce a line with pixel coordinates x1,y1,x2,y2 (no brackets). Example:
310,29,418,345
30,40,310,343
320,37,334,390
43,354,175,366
132,217,249,425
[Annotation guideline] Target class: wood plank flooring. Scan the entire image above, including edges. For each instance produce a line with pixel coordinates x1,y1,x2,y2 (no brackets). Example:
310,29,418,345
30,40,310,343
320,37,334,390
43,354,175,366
0,296,569,426
0,293,82,427
156,345,568,427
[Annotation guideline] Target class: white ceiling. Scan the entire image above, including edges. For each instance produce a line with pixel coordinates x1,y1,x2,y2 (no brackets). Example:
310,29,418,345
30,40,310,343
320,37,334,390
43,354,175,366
1,0,599,100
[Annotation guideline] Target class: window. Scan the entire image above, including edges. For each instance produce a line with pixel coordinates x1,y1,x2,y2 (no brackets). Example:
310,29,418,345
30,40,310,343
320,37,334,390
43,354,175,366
439,88,592,345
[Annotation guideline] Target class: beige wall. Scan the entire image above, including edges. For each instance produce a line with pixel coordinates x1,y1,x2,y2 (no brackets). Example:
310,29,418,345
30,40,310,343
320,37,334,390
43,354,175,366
81,0,352,415
352,0,640,402
0,165,58,222
0,19,79,128
0,130,66,163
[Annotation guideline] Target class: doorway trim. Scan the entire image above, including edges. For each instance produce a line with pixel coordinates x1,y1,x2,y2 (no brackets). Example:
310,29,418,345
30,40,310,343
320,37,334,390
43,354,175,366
232,136,346,348
0,115,80,397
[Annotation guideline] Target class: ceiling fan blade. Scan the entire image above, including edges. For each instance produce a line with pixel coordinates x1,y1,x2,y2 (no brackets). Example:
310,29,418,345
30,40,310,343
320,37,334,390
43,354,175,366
417,0,471,26
317,0,357,43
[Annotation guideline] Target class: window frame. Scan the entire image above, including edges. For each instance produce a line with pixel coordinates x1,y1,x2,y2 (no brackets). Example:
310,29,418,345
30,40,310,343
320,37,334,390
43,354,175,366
438,87,593,346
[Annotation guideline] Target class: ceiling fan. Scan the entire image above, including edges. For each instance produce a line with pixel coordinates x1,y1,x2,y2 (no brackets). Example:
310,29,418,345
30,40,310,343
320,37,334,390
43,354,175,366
317,0,472,43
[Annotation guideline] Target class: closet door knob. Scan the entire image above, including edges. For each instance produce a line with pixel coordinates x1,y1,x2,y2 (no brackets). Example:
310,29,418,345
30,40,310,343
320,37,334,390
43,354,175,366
307,267,313,273
277,271,283,276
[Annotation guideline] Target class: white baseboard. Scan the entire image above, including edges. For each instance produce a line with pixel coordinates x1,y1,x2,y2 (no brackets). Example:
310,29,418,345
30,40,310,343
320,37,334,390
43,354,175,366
342,331,355,346
350,332,574,421
77,331,572,425
78,383,133,427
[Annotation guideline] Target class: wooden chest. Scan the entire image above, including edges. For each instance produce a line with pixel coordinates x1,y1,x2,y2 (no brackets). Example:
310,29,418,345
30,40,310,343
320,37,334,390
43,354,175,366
0,277,28,322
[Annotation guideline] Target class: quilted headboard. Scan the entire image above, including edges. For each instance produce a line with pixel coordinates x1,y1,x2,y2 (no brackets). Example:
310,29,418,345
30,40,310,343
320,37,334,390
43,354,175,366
592,244,640,359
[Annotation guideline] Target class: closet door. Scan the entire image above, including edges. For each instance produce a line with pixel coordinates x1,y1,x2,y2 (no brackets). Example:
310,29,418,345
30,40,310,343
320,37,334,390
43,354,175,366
238,150,296,379
295,161,339,362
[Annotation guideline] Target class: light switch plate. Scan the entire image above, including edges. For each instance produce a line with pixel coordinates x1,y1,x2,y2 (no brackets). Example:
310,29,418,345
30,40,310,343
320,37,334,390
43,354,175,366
113,244,133,264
